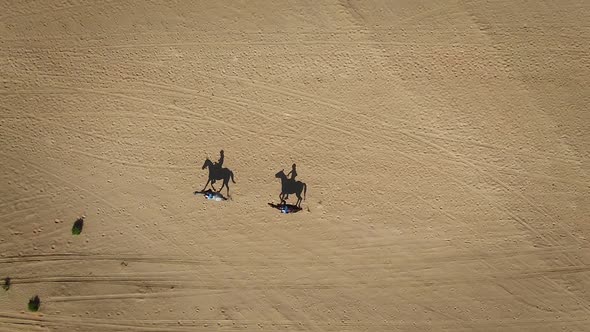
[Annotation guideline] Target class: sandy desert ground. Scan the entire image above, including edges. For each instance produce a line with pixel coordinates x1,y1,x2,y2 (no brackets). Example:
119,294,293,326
1,0,589,331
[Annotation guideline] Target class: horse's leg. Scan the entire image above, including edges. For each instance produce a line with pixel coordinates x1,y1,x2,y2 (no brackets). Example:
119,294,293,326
285,184,292,201
294,184,303,207
281,185,288,201
202,178,211,191
285,187,297,202
287,183,297,203
219,176,227,193
222,174,230,196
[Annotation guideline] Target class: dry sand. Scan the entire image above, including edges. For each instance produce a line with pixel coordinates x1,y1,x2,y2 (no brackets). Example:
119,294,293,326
1,1,589,331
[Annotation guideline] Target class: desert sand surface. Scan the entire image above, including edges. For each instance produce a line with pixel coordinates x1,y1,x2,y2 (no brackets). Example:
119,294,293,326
1,0,589,331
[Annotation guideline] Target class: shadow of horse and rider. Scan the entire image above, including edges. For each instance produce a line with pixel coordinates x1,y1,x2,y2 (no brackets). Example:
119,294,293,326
195,151,307,210
195,150,235,199
274,163,306,207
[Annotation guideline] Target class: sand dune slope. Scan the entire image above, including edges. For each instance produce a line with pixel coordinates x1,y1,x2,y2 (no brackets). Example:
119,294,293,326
1,0,589,331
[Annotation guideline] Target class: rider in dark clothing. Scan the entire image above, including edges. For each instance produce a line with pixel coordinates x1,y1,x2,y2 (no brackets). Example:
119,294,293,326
287,163,297,182
213,150,224,174
217,150,224,168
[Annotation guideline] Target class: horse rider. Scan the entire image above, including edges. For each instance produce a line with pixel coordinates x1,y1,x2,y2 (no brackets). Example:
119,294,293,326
287,163,297,183
213,150,224,175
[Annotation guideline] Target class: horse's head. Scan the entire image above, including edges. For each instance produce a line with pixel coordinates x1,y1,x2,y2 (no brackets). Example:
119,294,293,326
275,169,285,179
202,158,212,170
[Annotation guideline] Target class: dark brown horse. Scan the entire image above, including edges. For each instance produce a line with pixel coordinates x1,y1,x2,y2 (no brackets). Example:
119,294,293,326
275,169,306,207
201,158,235,196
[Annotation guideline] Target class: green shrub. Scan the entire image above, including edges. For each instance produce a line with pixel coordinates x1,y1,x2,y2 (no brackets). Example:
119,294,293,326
28,295,40,312
72,217,84,235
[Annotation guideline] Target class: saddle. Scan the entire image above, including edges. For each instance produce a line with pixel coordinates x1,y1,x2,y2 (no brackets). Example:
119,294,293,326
211,164,225,178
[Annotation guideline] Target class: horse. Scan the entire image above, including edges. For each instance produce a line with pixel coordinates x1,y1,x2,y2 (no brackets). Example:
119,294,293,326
275,169,307,207
201,158,235,196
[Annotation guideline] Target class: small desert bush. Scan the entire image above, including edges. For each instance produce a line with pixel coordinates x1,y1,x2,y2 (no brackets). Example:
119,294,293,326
72,217,84,235
28,295,40,312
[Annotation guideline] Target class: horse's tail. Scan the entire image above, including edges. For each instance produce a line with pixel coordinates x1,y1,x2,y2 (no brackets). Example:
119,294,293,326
303,182,307,201
230,170,236,183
